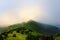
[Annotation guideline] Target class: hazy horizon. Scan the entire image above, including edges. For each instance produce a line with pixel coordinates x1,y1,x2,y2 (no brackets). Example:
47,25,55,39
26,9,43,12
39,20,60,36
0,0,60,27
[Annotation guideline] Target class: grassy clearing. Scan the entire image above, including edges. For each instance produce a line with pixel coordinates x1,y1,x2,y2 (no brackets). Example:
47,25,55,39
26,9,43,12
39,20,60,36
55,37,60,40
5,31,27,40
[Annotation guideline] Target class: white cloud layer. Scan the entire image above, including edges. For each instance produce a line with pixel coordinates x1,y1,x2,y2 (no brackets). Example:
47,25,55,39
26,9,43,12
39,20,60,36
0,0,60,27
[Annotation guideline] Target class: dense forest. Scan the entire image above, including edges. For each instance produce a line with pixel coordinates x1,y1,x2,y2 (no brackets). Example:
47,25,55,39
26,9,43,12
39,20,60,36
0,20,60,40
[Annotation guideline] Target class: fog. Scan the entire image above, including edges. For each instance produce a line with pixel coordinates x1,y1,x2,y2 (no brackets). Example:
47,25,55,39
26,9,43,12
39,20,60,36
0,0,60,27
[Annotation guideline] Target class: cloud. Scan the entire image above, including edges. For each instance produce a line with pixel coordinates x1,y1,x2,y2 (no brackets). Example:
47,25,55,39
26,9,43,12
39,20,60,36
0,5,43,26
18,6,42,22
0,0,60,27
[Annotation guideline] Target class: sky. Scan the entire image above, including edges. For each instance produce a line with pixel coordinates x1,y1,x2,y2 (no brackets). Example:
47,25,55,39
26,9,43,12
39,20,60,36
0,0,60,27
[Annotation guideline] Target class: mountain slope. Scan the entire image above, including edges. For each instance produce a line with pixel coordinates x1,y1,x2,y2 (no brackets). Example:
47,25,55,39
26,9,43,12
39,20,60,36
26,20,59,35
0,20,60,40
4,20,59,35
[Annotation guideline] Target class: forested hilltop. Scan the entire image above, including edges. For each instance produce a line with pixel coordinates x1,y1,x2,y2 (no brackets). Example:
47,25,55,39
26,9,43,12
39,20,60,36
0,20,60,40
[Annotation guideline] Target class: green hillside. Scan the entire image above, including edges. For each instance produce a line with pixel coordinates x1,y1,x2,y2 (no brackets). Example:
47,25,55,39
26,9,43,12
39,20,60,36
0,20,60,40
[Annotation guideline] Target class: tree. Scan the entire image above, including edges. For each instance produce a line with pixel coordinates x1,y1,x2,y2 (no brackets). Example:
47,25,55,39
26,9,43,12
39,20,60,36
0,34,3,40
41,35,55,40
13,34,16,37
26,34,40,40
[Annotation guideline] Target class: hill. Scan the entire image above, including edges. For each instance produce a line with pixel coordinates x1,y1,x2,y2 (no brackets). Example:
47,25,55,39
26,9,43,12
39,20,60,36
0,20,60,40
3,20,59,35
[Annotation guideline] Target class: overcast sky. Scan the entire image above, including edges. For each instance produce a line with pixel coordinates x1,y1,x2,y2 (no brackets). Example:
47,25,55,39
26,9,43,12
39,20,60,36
0,0,60,27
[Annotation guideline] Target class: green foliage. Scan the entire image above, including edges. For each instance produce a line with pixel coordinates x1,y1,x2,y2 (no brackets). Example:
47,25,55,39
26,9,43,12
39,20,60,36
0,20,59,40
56,37,60,40
26,34,39,40
56,33,60,37
0,25,42,40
